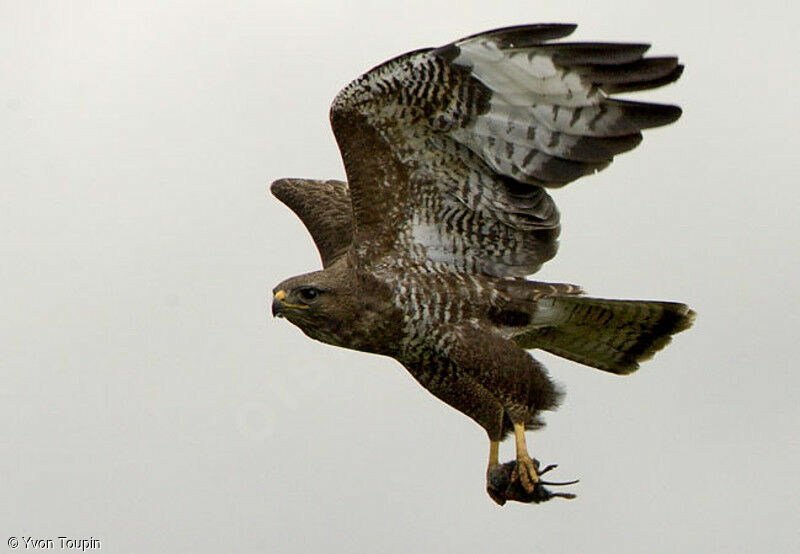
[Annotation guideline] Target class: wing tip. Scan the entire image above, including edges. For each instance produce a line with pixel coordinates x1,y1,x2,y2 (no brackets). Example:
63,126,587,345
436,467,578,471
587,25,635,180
270,178,293,200
655,103,683,126
601,60,684,93
606,99,683,130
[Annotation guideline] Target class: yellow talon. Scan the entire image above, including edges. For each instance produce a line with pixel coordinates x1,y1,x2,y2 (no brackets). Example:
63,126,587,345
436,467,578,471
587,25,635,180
513,423,539,492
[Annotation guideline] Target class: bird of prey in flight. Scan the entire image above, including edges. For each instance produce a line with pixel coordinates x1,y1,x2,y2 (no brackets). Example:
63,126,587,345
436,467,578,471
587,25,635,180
271,23,694,505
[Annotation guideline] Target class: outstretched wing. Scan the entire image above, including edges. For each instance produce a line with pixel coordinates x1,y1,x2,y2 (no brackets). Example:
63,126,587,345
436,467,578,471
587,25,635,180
271,179,353,267
330,23,681,276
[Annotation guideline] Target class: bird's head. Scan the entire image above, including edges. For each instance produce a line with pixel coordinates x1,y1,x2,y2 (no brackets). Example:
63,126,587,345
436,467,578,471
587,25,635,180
271,257,400,354
271,267,357,347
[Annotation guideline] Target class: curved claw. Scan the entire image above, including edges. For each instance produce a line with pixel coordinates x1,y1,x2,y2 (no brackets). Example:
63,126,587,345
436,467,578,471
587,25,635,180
539,478,580,487
538,464,559,476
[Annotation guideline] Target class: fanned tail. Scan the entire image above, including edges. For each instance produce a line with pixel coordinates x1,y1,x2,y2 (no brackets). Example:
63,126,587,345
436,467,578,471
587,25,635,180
514,297,695,374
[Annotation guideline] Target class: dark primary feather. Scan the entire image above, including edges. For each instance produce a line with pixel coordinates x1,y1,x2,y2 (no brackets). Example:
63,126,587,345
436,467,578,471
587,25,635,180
585,57,683,93
457,23,579,47
543,42,652,64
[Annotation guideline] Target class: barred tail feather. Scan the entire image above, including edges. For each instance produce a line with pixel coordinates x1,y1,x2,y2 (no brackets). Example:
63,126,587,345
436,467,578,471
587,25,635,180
514,297,695,374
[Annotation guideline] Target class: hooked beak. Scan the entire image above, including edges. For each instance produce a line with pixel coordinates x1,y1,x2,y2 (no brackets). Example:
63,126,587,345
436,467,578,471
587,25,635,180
272,289,286,318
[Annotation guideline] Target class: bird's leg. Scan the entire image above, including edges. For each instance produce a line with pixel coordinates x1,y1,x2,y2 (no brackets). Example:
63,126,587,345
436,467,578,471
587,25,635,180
512,423,539,493
487,440,499,472
485,440,507,505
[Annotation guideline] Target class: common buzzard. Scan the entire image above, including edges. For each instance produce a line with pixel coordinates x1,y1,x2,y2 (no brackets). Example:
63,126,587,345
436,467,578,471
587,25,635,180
271,23,694,505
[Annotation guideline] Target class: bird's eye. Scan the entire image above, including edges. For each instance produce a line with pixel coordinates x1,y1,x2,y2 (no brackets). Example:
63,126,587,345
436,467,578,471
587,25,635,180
297,287,320,303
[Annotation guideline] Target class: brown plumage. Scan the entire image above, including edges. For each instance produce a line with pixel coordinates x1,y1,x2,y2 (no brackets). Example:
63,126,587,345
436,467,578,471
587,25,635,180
270,23,694,504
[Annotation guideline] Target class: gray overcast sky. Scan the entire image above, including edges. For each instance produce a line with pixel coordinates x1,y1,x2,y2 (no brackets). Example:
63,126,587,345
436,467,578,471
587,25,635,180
2,1,798,552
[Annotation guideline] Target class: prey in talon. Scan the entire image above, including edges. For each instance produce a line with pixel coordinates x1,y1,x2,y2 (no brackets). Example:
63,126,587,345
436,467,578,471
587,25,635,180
270,23,693,504
487,458,579,505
